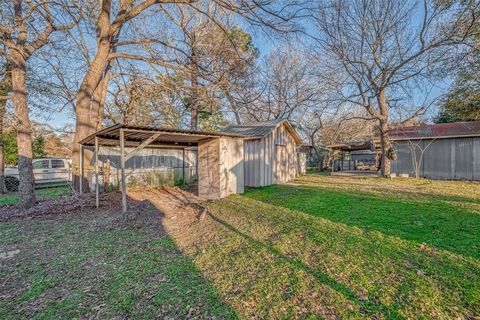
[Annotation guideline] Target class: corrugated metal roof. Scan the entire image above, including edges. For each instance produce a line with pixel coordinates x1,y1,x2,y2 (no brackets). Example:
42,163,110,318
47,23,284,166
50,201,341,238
388,121,480,140
221,119,285,137
80,124,245,147
220,119,303,144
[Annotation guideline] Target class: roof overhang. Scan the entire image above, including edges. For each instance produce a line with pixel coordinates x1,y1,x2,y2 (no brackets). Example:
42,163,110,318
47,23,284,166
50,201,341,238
281,120,303,145
79,124,245,148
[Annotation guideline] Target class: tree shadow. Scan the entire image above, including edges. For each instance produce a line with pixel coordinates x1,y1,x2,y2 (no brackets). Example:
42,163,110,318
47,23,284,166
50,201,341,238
244,184,480,260
207,212,405,319
0,193,237,319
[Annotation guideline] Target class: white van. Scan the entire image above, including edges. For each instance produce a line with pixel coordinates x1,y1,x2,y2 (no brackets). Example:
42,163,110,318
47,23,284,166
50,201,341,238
4,158,71,191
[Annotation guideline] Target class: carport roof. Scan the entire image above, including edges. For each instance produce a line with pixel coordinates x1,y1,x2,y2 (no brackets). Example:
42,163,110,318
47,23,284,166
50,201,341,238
79,124,247,148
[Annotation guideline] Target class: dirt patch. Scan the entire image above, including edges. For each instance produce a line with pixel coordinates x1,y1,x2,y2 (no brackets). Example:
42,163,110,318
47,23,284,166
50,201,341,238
128,186,204,233
0,192,126,222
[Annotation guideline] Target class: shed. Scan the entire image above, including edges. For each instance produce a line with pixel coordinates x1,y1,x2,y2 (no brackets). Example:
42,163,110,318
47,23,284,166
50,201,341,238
388,121,480,180
79,119,304,212
79,124,245,212
221,119,303,187
328,121,480,180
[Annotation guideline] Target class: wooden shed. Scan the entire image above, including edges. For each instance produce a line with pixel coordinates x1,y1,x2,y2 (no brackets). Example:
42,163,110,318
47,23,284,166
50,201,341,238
221,119,303,187
80,120,304,212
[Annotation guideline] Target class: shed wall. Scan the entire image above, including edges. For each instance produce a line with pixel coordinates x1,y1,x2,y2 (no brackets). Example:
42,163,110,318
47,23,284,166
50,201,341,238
244,123,298,187
219,138,244,198
89,146,197,191
198,137,244,199
391,137,480,180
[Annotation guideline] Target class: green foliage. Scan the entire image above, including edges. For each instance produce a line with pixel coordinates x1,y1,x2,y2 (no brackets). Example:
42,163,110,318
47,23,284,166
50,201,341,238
228,27,259,57
0,131,47,166
1,131,18,166
435,51,479,123
33,135,46,158
198,111,228,131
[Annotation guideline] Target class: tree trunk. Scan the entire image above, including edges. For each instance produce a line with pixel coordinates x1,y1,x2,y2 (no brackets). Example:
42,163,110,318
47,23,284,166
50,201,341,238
190,50,199,130
377,88,391,177
224,90,242,125
71,42,111,191
11,60,36,208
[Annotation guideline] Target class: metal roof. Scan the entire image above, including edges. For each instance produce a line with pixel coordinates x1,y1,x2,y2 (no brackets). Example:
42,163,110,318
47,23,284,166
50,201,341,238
220,119,303,144
388,121,480,140
79,124,245,147
328,140,377,152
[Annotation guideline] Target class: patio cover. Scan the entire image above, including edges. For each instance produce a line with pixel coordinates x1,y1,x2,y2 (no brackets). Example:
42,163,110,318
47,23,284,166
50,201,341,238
79,124,245,213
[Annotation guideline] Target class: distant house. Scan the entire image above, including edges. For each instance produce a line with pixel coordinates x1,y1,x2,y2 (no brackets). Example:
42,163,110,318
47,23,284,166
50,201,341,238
389,121,480,180
328,121,480,180
221,119,304,187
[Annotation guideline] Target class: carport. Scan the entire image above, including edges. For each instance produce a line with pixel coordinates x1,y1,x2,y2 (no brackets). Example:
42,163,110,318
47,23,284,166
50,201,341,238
79,124,245,213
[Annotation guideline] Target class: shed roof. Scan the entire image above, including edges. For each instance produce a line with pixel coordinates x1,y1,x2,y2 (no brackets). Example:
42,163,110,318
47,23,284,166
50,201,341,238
79,124,244,148
220,119,303,144
388,121,480,140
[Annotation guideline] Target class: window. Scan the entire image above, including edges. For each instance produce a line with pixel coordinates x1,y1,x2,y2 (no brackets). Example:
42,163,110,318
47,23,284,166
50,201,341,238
33,160,49,169
51,159,65,169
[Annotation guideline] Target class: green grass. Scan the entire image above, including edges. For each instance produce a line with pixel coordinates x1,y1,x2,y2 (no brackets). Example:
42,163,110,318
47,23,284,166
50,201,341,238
1,174,479,319
0,185,71,206
0,208,235,319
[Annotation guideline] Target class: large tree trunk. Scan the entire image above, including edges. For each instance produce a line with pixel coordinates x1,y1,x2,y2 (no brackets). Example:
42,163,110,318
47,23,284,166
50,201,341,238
71,42,111,191
377,88,391,177
11,59,36,208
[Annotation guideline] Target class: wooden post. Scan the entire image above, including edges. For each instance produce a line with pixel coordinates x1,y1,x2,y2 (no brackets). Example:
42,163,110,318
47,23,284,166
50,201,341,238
95,136,99,208
120,129,126,213
79,145,84,194
182,148,186,185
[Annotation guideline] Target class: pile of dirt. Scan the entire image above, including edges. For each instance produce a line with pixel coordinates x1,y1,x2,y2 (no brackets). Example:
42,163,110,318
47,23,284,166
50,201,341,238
0,192,125,222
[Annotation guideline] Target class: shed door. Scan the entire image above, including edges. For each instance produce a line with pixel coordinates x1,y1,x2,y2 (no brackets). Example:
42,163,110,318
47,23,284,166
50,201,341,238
276,145,287,183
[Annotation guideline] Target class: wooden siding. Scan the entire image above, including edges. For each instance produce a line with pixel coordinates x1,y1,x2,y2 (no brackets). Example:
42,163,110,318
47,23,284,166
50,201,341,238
89,146,197,191
198,139,221,199
219,138,244,198
244,123,298,187
198,137,244,199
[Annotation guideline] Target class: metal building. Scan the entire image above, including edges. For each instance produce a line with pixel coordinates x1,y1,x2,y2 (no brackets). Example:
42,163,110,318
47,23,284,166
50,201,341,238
389,121,480,180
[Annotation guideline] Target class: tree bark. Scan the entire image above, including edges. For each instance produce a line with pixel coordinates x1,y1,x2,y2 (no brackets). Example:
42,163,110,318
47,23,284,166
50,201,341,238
377,88,391,177
190,49,199,130
72,41,111,191
11,58,36,208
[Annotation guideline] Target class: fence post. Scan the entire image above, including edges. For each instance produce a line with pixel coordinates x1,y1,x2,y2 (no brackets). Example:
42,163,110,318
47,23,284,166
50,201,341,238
79,145,84,194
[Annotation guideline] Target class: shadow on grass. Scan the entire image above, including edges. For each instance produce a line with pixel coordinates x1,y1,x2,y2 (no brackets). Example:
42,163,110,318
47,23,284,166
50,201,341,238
208,212,404,319
293,178,480,204
244,184,480,260
0,195,237,319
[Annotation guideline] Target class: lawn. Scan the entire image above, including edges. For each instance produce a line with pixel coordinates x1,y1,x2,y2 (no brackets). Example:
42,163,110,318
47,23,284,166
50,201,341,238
0,185,71,206
1,174,479,319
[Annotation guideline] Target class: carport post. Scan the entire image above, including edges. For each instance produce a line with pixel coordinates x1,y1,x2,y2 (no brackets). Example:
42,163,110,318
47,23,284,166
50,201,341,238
120,129,127,213
95,136,99,208
182,148,186,185
79,145,83,194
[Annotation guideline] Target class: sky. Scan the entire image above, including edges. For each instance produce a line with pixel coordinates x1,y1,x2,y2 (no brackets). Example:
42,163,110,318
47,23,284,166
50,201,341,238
28,4,455,131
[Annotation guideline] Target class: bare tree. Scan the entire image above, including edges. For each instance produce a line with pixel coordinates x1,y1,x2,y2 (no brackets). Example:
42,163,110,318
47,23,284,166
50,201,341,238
311,0,478,177
70,0,304,190
406,138,436,178
0,0,76,208
242,46,322,125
